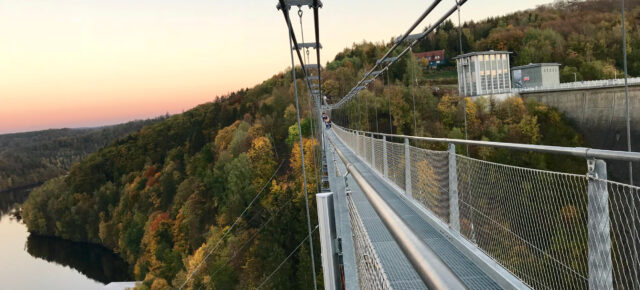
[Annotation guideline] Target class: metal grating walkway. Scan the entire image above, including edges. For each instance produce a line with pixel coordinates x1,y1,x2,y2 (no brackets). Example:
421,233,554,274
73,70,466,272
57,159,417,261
324,134,359,290
327,129,503,289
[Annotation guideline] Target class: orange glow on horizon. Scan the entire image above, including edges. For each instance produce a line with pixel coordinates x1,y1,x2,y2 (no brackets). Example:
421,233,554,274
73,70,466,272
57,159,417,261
0,0,552,134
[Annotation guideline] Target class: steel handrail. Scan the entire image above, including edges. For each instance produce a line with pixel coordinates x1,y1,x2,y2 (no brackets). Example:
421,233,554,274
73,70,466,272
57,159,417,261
335,125,640,162
329,135,468,290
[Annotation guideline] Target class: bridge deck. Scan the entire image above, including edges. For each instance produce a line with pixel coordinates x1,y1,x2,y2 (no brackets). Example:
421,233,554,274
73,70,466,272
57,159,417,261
324,133,359,290
327,129,503,289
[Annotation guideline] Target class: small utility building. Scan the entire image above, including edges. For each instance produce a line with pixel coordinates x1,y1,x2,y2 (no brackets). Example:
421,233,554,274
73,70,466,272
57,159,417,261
511,63,561,89
415,50,446,68
453,51,512,97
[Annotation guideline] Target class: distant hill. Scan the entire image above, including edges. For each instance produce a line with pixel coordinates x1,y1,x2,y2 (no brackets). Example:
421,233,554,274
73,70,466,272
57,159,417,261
0,118,165,192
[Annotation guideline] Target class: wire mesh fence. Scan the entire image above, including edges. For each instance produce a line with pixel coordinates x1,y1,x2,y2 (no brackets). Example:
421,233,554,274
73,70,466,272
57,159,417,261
387,141,405,190
456,155,590,289
347,190,393,290
410,146,450,223
364,136,372,167
358,133,365,158
374,138,384,174
332,125,640,290
600,178,640,290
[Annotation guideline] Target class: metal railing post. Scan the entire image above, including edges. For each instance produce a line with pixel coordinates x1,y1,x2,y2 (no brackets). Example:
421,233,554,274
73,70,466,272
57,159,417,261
405,138,412,196
365,133,371,165
350,130,354,149
587,159,613,290
448,144,460,232
383,136,389,178
317,192,340,290
356,132,361,156
360,133,364,157
371,134,375,168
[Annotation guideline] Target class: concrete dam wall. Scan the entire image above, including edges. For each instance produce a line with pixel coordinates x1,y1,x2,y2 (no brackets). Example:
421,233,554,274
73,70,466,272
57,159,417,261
521,84,640,183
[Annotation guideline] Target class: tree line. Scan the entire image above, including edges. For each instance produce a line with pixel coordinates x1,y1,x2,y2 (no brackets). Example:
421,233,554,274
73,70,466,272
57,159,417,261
0,118,165,193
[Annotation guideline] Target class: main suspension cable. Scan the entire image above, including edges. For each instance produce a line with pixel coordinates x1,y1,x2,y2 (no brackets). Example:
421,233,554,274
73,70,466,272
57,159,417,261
329,0,470,110
328,0,446,109
313,0,323,101
276,2,322,288
298,7,321,193
374,90,379,132
288,30,318,290
457,0,470,157
410,46,418,136
387,68,393,134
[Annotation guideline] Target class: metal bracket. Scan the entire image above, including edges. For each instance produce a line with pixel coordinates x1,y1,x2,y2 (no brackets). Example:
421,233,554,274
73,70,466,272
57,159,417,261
394,33,425,44
343,171,351,193
587,159,597,179
371,70,384,77
295,42,323,49
276,0,323,10
303,64,322,69
376,57,398,65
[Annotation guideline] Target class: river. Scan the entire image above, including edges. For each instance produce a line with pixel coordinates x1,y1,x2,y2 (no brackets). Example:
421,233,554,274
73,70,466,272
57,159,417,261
0,188,132,290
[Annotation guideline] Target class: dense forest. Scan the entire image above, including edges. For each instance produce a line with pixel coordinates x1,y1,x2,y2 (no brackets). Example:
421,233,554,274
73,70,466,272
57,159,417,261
23,75,323,289
0,118,164,193
416,0,640,81
20,1,626,289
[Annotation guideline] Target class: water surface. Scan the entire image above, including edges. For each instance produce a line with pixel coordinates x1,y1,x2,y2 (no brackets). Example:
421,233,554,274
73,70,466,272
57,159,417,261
0,188,132,290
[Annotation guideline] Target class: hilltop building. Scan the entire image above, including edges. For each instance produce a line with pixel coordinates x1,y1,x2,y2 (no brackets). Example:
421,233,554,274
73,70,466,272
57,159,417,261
415,50,446,68
453,51,512,97
511,63,561,89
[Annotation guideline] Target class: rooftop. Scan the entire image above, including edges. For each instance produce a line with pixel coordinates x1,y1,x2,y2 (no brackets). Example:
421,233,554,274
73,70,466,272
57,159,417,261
452,50,512,60
414,50,445,59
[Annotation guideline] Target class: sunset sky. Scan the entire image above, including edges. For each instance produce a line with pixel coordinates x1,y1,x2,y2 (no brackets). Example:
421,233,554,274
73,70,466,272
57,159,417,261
0,0,552,134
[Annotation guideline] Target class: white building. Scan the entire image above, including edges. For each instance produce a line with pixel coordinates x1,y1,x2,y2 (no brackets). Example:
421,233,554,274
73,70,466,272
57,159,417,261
453,51,512,97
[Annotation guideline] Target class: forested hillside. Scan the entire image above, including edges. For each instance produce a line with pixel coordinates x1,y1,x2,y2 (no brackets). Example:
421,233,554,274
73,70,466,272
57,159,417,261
23,75,323,289
0,118,164,193
417,0,640,81
18,2,606,289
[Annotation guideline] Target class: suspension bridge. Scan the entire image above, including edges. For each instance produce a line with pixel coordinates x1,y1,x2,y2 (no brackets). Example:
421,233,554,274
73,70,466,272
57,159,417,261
271,0,640,289
156,1,640,289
